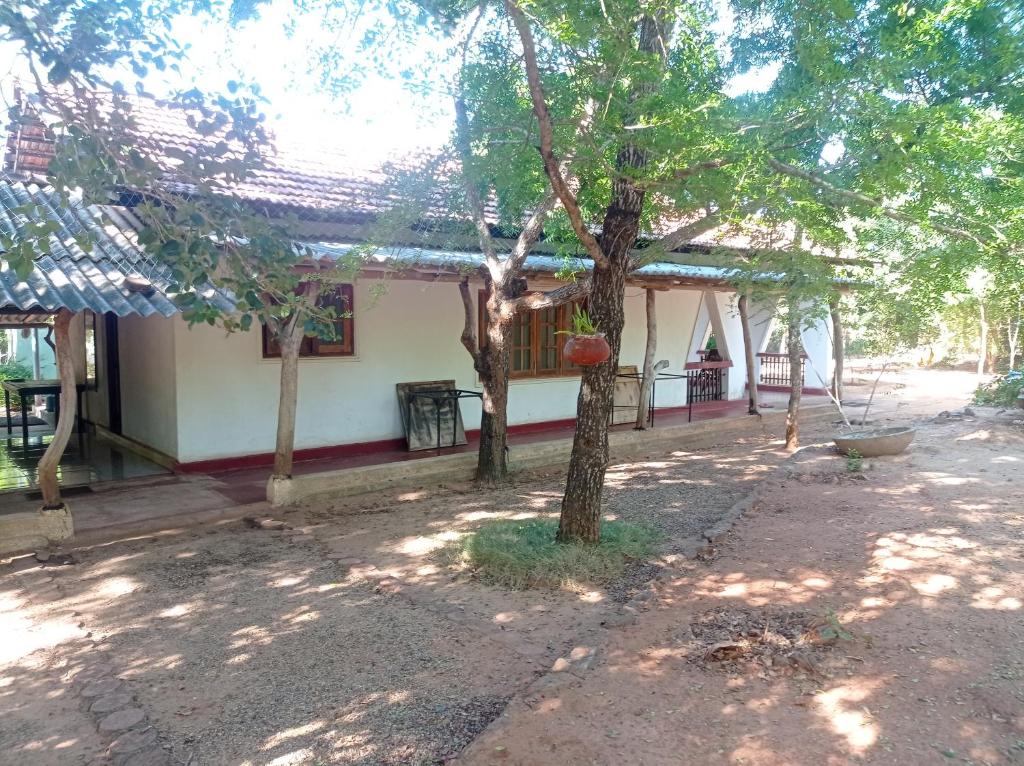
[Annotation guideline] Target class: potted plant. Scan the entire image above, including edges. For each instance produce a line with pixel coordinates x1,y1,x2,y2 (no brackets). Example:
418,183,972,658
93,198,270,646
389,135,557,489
560,306,610,366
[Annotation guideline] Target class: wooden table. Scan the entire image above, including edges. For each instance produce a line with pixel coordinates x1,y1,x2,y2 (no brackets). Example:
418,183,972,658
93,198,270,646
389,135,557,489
2,379,86,444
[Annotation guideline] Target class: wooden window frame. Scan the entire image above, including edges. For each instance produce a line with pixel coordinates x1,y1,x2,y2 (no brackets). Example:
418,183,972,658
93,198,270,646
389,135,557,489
262,284,355,358
478,289,583,379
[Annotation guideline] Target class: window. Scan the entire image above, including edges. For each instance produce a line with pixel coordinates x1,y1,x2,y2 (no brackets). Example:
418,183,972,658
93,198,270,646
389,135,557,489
479,290,583,378
262,284,354,358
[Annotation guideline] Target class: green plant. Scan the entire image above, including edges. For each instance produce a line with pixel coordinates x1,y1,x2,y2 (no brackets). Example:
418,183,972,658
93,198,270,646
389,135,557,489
0,361,33,412
0,360,32,380
557,305,600,337
846,448,864,473
819,609,855,642
443,518,658,589
973,370,1024,407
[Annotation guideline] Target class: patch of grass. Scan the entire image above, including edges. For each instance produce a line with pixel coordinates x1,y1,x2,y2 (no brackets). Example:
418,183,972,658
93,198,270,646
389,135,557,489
444,518,659,590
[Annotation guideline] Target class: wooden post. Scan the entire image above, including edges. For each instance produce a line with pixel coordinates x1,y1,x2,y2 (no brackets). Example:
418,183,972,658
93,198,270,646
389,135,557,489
635,288,657,429
738,292,759,415
785,308,803,451
37,309,76,509
830,295,844,402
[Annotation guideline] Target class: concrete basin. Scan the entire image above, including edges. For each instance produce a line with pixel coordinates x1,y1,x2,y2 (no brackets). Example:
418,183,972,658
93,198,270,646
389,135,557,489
833,427,916,458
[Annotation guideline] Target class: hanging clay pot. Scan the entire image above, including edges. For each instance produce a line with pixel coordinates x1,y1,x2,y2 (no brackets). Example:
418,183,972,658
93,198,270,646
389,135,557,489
564,333,611,366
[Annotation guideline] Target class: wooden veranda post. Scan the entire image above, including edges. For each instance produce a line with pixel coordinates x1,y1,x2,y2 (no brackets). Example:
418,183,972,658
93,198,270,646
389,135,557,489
738,292,759,415
635,288,657,430
37,309,76,508
830,295,844,402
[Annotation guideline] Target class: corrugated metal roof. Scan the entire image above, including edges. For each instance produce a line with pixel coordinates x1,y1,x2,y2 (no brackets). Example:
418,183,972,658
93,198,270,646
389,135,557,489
301,242,740,285
0,182,235,316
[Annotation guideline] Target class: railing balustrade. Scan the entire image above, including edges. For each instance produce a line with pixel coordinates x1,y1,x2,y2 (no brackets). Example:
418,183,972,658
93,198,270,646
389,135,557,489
757,352,806,387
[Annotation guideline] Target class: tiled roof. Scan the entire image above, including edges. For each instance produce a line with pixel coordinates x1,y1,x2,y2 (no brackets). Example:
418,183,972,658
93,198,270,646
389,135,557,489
0,182,234,316
3,93,477,227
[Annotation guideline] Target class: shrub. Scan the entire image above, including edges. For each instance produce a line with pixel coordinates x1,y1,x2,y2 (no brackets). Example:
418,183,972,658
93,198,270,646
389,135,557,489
0,360,32,381
445,518,659,590
973,370,1024,407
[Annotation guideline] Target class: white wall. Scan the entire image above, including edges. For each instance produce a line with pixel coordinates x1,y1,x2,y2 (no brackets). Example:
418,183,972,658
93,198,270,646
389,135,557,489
166,280,707,463
800,312,835,391
119,314,178,457
110,278,788,464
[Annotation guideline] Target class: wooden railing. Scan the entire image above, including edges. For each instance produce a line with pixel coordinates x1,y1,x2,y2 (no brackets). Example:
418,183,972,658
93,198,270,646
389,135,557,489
757,352,806,387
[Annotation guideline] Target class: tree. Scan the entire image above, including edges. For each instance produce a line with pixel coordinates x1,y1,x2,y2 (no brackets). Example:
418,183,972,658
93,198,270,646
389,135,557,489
0,0,366,502
737,291,759,415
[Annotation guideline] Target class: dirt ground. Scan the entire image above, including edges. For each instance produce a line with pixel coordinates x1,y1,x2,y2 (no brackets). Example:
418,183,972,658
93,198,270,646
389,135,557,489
2,368,1016,766
459,408,1024,765
0,414,824,765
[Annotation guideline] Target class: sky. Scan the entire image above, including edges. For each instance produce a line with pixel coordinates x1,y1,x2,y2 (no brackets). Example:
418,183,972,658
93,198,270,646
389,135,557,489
0,0,782,165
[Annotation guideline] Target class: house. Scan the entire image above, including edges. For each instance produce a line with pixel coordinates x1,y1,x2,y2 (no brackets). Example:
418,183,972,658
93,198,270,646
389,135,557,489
0,97,838,498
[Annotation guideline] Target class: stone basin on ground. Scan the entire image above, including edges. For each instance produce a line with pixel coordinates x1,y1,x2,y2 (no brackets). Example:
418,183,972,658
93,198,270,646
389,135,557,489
833,426,916,457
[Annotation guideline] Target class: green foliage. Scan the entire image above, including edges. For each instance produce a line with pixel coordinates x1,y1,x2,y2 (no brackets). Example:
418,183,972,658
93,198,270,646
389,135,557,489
0,360,33,381
727,246,838,328
445,518,658,589
845,448,863,473
0,361,33,409
557,305,600,336
973,370,1024,408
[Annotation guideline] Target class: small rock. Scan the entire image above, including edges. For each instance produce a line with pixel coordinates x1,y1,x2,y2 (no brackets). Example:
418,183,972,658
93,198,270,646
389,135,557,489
42,553,78,566
91,693,134,715
74,664,114,684
34,551,51,563
601,607,638,629
550,657,571,672
962,406,976,417
82,678,123,698
109,727,158,755
98,707,146,733
243,516,287,530
120,747,171,766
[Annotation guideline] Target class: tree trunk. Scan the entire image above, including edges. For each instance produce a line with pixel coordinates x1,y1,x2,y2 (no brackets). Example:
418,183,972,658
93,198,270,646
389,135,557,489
738,292,759,415
557,255,629,543
830,295,844,402
272,313,306,479
557,14,663,543
635,288,657,429
977,301,988,378
475,289,513,485
1008,320,1020,372
785,309,803,451
37,309,76,509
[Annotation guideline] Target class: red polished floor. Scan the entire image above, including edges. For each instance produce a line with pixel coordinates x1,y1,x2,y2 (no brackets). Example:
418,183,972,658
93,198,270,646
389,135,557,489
205,392,826,506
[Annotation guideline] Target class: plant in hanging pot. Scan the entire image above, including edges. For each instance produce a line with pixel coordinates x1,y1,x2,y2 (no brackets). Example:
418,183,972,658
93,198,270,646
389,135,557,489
559,306,610,366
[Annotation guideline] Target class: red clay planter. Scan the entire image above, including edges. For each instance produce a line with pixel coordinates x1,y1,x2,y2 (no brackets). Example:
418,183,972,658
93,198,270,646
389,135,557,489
564,334,611,366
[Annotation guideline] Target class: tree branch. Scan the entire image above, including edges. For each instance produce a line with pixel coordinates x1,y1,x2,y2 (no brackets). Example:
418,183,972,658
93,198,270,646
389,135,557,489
673,158,730,181
504,0,608,269
767,158,993,247
504,105,596,278
458,276,481,367
508,277,591,312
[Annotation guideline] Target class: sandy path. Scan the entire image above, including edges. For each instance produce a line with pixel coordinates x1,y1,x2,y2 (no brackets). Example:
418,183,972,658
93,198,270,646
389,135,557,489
459,411,1024,766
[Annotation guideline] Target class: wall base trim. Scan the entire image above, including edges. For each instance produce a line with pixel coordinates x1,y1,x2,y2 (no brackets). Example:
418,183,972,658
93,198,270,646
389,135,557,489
754,383,829,396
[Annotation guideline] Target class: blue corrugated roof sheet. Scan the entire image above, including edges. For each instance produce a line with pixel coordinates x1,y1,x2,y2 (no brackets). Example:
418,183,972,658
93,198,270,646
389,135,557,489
0,182,235,316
